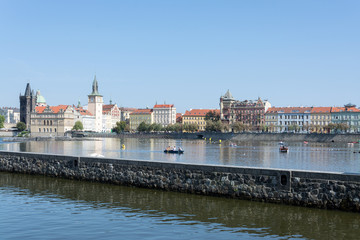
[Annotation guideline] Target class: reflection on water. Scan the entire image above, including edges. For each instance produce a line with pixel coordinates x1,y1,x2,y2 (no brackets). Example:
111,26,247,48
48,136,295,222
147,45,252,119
1,172,360,239
1,138,360,173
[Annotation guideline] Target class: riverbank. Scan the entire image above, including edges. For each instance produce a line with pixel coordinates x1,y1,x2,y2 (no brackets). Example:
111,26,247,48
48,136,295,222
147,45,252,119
3,132,360,143
1,150,360,212
86,132,360,143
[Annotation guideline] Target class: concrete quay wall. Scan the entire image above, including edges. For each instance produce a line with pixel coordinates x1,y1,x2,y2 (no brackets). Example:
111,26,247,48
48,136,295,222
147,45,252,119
84,132,360,143
1,150,360,212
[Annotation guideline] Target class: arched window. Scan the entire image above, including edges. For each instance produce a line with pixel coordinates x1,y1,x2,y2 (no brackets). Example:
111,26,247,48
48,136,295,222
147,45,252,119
44,120,46,125
39,128,41,132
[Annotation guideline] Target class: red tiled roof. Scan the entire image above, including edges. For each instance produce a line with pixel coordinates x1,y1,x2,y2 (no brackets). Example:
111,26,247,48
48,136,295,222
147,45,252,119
153,104,174,108
119,107,137,111
332,107,360,113
311,107,332,113
266,107,312,114
74,107,93,116
103,104,114,111
35,105,70,114
130,109,153,115
183,109,220,117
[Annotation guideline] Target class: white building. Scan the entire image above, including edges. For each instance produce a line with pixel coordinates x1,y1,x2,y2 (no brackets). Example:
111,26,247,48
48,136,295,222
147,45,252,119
0,107,20,124
102,103,121,132
74,106,96,131
153,104,176,126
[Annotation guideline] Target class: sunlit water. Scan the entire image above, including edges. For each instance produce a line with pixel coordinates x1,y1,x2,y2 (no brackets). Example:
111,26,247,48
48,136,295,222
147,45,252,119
1,137,360,173
1,172,360,240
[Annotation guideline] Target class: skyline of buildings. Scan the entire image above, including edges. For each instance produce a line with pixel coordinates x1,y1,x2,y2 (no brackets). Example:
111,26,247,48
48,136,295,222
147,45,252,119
1,75,360,134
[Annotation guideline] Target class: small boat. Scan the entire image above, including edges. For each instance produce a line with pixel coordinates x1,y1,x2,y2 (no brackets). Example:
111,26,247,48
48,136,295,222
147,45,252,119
279,145,288,153
164,149,184,154
303,141,308,144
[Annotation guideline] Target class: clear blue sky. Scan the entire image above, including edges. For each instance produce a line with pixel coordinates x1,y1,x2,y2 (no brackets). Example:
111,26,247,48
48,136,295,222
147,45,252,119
1,0,359,113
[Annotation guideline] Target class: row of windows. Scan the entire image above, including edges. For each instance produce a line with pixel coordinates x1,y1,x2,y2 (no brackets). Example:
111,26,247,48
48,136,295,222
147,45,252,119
279,115,308,120
311,115,331,120
39,128,57,133
279,121,308,126
334,116,359,120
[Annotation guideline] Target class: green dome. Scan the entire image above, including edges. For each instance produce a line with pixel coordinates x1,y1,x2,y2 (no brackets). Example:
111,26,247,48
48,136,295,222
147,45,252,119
36,90,46,103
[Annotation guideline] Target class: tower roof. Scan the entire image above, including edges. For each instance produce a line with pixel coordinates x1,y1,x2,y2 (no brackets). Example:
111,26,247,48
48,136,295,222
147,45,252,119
24,83,31,96
89,75,102,96
222,89,234,100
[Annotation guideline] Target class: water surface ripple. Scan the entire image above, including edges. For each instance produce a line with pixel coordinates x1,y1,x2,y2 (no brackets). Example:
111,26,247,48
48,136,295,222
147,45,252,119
1,172,360,239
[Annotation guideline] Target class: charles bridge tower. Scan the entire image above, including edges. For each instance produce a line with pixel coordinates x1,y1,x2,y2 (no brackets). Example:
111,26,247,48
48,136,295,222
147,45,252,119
19,83,36,130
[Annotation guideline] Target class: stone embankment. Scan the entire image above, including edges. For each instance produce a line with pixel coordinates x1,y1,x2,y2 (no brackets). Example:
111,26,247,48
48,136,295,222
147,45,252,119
1,151,360,212
85,132,360,143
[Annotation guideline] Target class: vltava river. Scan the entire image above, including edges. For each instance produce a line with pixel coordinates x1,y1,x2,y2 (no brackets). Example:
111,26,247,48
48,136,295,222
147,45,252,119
1,137,360,173
1,172,360,240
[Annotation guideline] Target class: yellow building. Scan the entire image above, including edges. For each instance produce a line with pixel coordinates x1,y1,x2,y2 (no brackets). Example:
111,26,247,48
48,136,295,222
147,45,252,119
182,109,220,131
310,107,332,133
265,107,279,132
129,109,153,131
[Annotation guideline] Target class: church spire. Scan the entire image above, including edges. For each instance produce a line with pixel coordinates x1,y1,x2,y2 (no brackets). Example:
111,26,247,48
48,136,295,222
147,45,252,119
25,83,31,96
89,75,102,96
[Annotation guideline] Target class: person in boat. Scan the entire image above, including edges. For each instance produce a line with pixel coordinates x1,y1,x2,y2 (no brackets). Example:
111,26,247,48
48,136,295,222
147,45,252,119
178,147,183,151
173,146,176,151
166,146,171,151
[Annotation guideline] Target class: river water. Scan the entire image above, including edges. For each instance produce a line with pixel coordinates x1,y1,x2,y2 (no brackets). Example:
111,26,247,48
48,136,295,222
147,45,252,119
1,172,360,240
1,138,360,239
1,137,360,173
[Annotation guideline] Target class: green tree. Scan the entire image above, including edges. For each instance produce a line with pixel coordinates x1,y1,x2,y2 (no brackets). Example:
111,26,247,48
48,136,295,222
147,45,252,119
16,122,26,131
183,123,198,132
72,121,84,131
205,110,220,122
112,121,127,133
0,115,5,128
205,120,223,132
152,123,162,132
137,122,149,132
231,122,246,133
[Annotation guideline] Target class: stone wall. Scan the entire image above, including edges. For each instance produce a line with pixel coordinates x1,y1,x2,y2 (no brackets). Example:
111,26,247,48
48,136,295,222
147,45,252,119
1,150,360,212
83,132,360,143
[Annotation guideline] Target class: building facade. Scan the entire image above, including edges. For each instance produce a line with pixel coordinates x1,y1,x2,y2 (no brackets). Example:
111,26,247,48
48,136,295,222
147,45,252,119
102,103,121,132
264,108,279,132
30,105,75,137
129,109,153,131
220,90,270,130
331,104,360,133
119,107,137,122
182,109,220,131
265,107,312,132
74,106,95,132
310,107,332,133
153,104,176,126
0,107,20,125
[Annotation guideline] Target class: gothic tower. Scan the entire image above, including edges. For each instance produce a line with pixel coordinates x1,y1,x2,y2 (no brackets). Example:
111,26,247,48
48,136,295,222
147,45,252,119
88,75,103,132
19,83,36,130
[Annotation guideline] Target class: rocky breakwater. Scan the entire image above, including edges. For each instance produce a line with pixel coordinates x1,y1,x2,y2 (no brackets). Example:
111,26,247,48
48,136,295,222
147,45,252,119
1,150,360,212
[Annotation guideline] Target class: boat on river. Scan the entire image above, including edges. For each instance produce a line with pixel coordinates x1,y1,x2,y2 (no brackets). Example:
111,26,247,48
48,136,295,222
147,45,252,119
164,149,184,154
279,145,289,153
